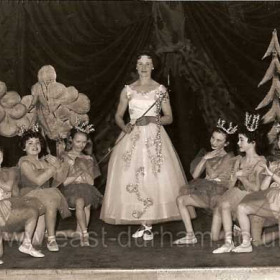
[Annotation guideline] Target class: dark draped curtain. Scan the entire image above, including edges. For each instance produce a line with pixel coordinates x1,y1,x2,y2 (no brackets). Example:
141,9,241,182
0,1,280,179
185,2,280,113
0,1,153,169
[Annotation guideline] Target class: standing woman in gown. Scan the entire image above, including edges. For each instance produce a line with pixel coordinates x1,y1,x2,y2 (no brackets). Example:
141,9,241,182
100,51,195,240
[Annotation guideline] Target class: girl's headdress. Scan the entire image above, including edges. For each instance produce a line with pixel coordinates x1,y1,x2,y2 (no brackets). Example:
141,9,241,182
216,118,238,134
18,123,40,137
245,112,260,132
74,122,95,134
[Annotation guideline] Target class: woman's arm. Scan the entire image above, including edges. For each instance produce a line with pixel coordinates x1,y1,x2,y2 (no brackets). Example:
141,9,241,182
237,163,265,192
192,150,228,179
20,161,55,187
260,175,272,191
160,93,173,125
191,157,207,179
115,87,132,133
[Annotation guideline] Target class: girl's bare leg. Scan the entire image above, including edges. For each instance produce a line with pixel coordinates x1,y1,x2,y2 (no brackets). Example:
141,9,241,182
75,198,89,246
212,201,235,254
32,215,45,246
211,206,223,241
173,194,208,244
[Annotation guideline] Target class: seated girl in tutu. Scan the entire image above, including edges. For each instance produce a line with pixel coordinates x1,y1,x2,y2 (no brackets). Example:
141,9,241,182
212,114,266,254
0,147,45,263
59,124,103,246
173,119,237,245
234,137,280,252
18,126,71,252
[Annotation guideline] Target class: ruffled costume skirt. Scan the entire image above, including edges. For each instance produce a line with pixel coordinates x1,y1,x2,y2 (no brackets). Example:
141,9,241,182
20,187,71,219
240,185,280,221
0,196,44,231
180,178,229,209
60,183,103,209
100,123,190,225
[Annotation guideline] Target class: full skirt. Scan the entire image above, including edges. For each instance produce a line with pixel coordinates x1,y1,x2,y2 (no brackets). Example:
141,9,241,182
100,124,188,225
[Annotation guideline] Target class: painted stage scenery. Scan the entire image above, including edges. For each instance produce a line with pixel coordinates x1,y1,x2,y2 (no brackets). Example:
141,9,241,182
1,1,280,279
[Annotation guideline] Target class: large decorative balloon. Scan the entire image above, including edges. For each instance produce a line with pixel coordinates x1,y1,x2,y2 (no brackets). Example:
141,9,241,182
30,65,91,140
0,81,31,137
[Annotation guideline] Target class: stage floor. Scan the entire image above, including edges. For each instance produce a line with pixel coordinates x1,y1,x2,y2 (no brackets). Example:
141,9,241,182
1,209,280,279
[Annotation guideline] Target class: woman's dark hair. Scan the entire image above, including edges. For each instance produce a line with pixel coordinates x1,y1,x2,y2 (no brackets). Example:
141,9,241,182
135,50,160,70
0,146,4,154
211,127,237,154
69,128,89,140
237,124,268,155
19,130,46,151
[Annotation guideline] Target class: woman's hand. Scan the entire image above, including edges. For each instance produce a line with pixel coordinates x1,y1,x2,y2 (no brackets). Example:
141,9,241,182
75,175,83,184
136,116,157,126
45,155,61,169
259,162,273,177
124,123,134,134
203,149,225,160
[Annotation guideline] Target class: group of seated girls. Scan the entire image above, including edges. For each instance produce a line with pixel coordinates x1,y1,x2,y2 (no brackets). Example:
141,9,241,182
1,114,280,263
0,124,103,263
174,115,280,254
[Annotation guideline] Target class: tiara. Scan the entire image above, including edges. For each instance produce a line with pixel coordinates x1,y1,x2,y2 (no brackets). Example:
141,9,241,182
74,122,95,134
17,123,40,137
216,118,238,134
245,112,260,132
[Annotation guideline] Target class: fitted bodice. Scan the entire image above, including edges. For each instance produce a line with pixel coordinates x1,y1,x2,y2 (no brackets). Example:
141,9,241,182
61,152,96,185
204,153,234,182
18,156,51,190
126,84,167,120
235,155,266,191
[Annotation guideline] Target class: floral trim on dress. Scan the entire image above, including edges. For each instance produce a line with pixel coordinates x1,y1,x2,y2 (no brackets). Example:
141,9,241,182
123,85,169,173
145,87,168,175
126,167,153,219
122,128,141,168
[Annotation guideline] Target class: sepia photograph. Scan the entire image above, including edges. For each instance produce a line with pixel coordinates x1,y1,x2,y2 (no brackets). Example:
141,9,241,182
0,1,280,279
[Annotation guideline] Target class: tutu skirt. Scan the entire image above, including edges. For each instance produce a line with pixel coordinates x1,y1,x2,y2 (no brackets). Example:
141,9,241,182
240,187,280,220
100,124,189,225
21,187,71,219
60,183,103,209
0,196,44,231
180,178,228,209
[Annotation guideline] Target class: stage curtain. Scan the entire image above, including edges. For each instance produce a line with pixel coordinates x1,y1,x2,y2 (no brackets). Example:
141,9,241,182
185,2,280,115
0,1,153,167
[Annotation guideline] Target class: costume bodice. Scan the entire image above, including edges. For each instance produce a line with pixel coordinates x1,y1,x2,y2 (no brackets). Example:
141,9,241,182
18,155,51,189
61,152,97,185
235,155,266,191
205,153,234,182
126,84,168,120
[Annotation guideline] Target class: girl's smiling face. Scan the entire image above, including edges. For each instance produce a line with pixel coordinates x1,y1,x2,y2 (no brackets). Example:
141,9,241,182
210,131,228,150
136,55,153,78
24,137,41,156
71,132,88,153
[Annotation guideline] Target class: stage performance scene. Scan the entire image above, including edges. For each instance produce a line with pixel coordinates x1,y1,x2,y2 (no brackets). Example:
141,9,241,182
1,1,280,280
